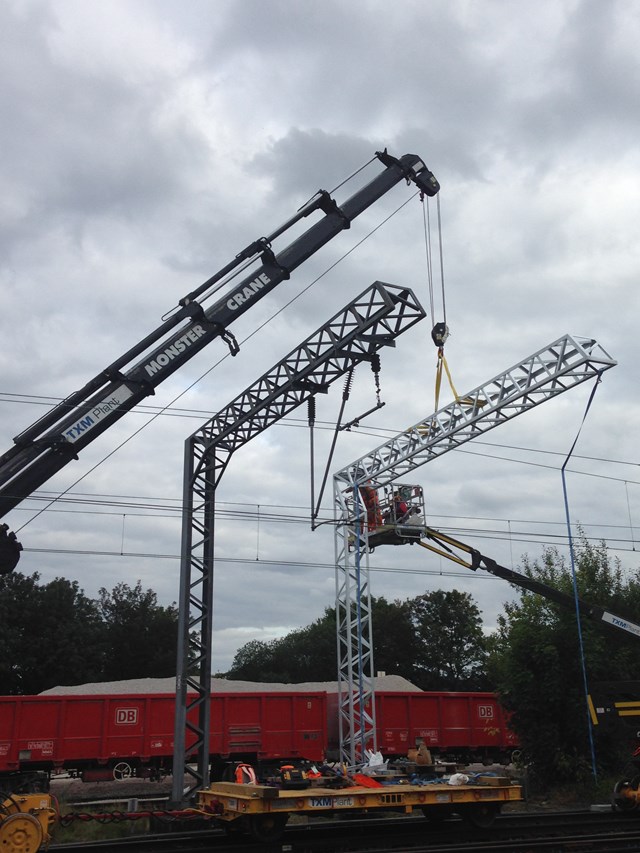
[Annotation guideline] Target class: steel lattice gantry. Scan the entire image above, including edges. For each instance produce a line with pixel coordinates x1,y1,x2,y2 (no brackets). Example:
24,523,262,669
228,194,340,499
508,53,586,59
333,334,616,767
170,280,426,803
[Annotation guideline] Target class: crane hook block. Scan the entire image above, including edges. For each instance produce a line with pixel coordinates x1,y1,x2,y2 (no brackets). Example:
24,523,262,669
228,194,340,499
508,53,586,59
0,524,22,575
431,322,450,348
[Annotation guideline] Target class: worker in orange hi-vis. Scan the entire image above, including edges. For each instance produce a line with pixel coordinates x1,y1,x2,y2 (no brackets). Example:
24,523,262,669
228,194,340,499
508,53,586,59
360,481,382,531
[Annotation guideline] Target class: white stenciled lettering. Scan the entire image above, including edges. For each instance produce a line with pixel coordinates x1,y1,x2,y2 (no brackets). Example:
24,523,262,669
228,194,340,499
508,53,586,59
144,324,207,377
226,272,271,311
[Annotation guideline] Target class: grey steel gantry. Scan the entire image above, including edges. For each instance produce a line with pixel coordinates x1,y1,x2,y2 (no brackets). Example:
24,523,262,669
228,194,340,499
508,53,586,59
333,334,616,767
171,280,426,802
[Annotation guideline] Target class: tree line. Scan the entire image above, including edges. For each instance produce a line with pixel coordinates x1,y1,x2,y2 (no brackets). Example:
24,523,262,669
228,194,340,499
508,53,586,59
0,573,179,695
488,539,640,786
3,537,640,787
224,537,640,786
223,588,489,691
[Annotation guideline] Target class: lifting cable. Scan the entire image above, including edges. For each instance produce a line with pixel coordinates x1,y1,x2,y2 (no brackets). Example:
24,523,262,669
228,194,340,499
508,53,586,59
421,193,458,410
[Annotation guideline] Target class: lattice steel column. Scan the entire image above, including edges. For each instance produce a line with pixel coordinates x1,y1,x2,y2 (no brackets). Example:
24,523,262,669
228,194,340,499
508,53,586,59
172,440,230,802
333,334,616,766
333,487,377,768
170,280,426,803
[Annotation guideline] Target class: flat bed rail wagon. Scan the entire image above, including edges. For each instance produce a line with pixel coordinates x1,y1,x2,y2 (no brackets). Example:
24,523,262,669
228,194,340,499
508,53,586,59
198,777,523,841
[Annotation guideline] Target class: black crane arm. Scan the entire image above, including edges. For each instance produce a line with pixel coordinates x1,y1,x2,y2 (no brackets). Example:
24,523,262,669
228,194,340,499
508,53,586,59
418,527,640,643
0,152,438,563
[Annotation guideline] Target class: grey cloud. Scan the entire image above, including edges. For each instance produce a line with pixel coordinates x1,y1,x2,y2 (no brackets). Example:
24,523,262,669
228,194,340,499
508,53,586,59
1,0,639,671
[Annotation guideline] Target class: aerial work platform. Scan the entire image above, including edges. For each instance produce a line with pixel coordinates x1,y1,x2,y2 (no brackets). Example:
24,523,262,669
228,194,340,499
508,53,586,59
355,482,426,548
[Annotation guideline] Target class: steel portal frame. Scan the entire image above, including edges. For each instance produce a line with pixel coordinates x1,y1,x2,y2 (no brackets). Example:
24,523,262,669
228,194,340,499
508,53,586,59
170,280,426,803
333,334,616,767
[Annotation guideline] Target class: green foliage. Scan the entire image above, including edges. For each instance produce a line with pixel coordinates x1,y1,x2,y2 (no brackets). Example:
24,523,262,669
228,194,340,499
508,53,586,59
408,589,489,690
225,607,338,682
0,573,179,694
368,596,419,684
97,581,179,681
487,537,640,785
225,592,488,688
0,572,103,694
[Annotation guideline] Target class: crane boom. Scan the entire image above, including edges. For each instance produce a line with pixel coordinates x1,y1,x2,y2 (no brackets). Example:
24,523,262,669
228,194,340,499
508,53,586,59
419,527,640,642
0,150,439,572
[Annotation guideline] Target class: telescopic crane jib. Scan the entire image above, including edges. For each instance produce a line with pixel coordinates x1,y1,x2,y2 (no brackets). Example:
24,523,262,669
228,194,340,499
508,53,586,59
0,149,439,574
419,526,640,644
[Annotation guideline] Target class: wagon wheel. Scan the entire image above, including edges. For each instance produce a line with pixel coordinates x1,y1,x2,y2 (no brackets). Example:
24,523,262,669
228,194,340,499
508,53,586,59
0,812,43,852
459,803,500,828
247,813,288,842
112,761,133,781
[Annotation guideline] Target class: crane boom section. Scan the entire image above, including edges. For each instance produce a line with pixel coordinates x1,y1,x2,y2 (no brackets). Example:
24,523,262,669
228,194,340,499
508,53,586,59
0,152,439,518
419,528,640,642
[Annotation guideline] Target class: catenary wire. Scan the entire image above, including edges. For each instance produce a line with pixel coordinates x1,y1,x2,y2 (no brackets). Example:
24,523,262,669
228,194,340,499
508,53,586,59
6,491,638,540
2,392,637,473
17,535,640,569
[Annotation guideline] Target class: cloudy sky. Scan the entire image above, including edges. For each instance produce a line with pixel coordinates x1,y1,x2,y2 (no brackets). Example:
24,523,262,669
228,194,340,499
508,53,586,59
1,0,639,675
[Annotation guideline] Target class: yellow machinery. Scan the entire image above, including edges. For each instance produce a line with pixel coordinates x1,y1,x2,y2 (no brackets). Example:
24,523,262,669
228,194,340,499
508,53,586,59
0,793,55,852
197,777,523,842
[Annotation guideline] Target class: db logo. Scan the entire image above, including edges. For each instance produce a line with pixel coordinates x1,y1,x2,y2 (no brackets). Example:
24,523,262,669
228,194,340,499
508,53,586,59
116,708,138,725
478,705,495,719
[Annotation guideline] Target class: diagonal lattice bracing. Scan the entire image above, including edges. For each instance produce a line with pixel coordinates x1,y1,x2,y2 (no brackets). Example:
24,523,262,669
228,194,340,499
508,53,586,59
171,281,427,803
336,335,616,490
193,282,425,454
333,334,616,767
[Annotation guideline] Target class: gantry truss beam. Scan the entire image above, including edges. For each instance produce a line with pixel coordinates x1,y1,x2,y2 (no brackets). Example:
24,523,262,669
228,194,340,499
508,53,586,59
333,334,616,767
171,281,426,804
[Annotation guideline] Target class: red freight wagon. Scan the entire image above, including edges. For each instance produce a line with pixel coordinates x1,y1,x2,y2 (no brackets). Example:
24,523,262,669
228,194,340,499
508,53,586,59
376,692,518,763
326,691,518,765
0,691,326,783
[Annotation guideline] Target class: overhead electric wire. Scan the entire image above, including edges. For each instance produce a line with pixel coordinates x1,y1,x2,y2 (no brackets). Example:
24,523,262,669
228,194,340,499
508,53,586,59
454,446,640,487
22,544,503,579
17,528,640,571
2,392,637,473
5,484,637,545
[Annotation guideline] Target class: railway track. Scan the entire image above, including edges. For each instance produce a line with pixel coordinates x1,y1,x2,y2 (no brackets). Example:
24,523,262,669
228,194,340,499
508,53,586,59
50,808,640,853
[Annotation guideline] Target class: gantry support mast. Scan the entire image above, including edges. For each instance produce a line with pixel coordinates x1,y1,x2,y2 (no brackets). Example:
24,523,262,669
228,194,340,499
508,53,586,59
171,280,426,803
333,334,616,767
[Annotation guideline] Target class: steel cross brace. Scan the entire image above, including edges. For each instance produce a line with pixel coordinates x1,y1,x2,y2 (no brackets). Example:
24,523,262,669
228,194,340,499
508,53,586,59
170,281,426,803
333,334,616,767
